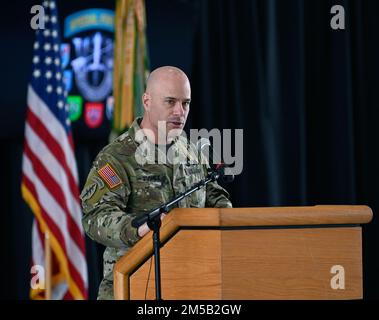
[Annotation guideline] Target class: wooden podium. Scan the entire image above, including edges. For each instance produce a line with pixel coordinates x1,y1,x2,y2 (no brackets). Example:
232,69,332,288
114,205,372,300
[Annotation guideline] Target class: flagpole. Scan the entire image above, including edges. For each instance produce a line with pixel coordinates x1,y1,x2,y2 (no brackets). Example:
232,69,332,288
44,232,52,300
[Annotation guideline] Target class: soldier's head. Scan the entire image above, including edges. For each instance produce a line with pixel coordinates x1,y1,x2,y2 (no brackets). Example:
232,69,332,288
141,66,191,143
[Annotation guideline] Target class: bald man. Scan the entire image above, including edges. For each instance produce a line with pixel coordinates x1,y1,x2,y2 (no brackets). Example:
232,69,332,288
80,66,232,300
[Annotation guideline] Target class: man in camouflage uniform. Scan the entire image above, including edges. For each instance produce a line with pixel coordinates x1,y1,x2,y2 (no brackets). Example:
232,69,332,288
80,66,232,300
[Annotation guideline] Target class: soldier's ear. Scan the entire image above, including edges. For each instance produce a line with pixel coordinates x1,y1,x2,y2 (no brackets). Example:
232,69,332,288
142,92,150,112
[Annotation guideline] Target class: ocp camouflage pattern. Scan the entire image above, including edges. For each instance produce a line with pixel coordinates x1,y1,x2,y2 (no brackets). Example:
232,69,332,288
80,117,232,299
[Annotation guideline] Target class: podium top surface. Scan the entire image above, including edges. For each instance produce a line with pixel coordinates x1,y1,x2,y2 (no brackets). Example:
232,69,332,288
168,205,373,227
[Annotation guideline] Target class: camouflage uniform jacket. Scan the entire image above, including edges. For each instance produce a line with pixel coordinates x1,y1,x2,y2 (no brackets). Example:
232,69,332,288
80,117,232,299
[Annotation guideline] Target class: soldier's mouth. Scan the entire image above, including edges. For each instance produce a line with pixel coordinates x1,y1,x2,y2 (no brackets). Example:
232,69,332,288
168,121,184,127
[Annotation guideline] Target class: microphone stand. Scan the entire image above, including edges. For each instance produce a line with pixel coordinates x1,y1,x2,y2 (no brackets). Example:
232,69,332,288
131,164,226,300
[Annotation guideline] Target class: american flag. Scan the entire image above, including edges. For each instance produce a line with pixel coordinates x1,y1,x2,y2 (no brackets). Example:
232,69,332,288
21,0,88,299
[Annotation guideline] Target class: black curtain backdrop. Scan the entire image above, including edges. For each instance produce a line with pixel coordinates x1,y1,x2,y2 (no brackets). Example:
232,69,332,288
190,0,379,299
0,0,378,300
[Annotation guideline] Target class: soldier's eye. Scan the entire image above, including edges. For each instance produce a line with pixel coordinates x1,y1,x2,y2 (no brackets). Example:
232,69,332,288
166,99,175,106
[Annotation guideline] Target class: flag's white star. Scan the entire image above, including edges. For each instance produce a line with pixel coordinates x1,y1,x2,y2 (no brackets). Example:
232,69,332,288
33,56,39,64
50,1,55,9
45,71,52,79
58,101,64,109
51,16,57,23
43,30,50,37
52,30,58,38
46,85,53,93
66,119,71,127
56,86,62,94
43,1,48,8
44,15,50,23
33,69,41,78
54,58,60,66
56,72,61,80
53,44,59,52
45,57,52,64
33,42,39,50
44,43,51,51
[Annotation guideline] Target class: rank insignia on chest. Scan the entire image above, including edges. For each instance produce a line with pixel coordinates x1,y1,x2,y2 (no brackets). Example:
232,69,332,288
98,163,122,189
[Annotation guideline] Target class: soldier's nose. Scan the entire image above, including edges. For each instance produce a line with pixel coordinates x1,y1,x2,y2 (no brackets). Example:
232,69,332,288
173,101,185,116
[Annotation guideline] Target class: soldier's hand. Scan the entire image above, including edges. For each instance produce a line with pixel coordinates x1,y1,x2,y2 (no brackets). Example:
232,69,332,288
137,223,150,237
137,213,167,237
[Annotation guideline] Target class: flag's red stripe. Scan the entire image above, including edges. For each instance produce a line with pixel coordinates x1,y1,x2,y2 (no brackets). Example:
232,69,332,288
22,175,87,298
24,142,85,254
35,220,60,277
68,133,75,153
63,290,74,300
67,256,87,298
26,108,80,203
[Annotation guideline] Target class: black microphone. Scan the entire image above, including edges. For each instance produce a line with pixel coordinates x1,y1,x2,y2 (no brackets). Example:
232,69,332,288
196,138,234,183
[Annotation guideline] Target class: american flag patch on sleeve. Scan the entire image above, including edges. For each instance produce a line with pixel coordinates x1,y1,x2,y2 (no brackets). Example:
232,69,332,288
97,164,122,189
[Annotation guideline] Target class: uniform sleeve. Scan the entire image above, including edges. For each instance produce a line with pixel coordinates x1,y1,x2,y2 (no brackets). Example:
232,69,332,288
80,152,141,248
199,157,233,208
205,181,233,208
